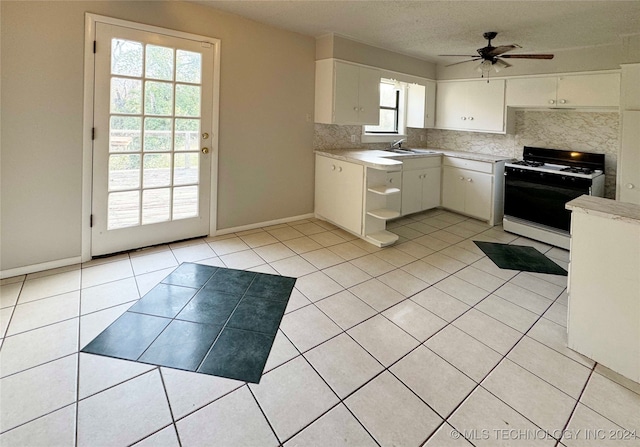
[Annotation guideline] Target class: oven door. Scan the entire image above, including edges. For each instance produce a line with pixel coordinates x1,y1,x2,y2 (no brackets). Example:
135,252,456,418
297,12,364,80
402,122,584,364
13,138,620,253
504,168,592,232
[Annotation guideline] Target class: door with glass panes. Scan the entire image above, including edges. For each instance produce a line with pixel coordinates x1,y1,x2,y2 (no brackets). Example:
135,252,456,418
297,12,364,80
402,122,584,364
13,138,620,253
92,22,215,256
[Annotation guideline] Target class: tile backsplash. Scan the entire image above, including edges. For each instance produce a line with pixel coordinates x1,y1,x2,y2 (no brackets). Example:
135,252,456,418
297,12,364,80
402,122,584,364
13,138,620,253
314,110,620,198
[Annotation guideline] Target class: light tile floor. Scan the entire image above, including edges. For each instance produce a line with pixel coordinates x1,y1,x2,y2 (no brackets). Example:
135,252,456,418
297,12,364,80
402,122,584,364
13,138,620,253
1,209,639,446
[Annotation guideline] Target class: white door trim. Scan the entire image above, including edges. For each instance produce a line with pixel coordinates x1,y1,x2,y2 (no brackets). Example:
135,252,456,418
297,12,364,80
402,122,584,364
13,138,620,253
81,13,220,262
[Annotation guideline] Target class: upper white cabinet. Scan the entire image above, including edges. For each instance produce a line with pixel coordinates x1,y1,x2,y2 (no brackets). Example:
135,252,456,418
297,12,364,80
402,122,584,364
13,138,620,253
617,64,640,205
506,72,620,108
406,81,436,128
436,80,506,133
315,59,381,125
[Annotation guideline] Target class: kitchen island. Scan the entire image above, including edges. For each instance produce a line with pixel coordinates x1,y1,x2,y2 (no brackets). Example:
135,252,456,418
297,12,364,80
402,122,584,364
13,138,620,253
314,148,511,247
566,195,640,383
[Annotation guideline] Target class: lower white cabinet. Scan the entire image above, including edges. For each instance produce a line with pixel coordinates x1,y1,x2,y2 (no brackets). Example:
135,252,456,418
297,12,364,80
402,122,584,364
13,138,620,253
315,154,364,235
441,157,504,225
401,157,441,216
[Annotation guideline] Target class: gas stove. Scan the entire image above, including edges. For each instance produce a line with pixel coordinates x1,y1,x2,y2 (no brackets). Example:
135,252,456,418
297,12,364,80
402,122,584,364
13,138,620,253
503,146,606,249
506,147,605,180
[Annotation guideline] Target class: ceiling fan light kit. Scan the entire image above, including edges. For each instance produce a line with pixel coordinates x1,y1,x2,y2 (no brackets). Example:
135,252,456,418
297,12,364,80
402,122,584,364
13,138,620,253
442,32,554,80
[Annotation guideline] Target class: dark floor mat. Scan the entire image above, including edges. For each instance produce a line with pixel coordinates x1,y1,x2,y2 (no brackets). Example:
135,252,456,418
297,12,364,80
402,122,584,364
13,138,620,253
474,241,567,276
82,263,296,383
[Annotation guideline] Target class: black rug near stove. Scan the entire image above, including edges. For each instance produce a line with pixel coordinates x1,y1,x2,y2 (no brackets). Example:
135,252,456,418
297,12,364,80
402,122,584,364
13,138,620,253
474,241,567,276
81,263,296,383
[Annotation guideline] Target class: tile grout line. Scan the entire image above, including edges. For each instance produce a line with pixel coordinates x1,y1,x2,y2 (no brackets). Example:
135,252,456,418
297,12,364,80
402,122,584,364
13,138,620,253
157,367,184,447
245,383,284,446
552,364,596,447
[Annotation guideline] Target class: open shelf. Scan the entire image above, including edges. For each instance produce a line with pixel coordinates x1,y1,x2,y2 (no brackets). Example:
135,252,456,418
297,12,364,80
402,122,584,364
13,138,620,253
365,230,399,247
367,185,401,195
366,208,401,220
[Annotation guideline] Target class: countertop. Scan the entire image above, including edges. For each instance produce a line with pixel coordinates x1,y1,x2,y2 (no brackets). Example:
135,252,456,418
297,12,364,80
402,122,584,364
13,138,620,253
566,195,640,225
314,148,513,170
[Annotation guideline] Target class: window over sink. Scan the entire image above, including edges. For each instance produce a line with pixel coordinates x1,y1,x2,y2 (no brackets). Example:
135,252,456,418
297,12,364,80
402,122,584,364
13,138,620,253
362,78,407,143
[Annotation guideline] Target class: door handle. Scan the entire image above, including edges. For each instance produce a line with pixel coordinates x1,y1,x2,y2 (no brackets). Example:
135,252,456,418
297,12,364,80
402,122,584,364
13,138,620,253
201,147,209,154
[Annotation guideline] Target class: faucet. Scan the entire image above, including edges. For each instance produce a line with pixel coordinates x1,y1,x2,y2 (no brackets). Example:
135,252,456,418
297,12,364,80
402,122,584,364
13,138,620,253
390,138,405,149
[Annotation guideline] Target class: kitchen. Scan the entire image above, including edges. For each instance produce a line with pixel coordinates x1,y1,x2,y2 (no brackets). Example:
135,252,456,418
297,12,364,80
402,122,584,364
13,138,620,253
1,1,639,445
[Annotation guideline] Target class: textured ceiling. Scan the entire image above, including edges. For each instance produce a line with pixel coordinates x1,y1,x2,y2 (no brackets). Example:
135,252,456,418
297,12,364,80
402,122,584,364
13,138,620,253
194,0,640,63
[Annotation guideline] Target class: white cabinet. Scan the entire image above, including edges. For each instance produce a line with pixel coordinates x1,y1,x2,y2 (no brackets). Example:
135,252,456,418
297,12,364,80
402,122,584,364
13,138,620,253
401,156,441,216
315,155,364,234
441,157,505,225
406,81,436,128
617,64,640,205
315,59,381,125
506,73,620,108
436,80,506,132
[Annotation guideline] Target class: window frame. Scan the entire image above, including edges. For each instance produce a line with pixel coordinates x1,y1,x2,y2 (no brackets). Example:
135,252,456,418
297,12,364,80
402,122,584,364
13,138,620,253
362,79,407,144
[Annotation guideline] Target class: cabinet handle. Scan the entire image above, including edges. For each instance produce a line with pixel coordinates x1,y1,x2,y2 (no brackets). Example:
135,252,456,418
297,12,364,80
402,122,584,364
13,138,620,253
559,99,567,104
360,108,364,112
548,99,556,104
459,176,464,180
461,117,467,121
389,178,393,183
331,165,336,171
338,166,343,172
627,183,635,189
468,117,474,121
467,178,473,182
353,107,358,111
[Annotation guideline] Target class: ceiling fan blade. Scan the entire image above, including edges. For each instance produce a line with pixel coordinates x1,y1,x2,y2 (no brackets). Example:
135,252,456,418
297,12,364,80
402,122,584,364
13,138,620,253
501,54,554,59
485,44,522,57
439,54,480,57
444,58,482,67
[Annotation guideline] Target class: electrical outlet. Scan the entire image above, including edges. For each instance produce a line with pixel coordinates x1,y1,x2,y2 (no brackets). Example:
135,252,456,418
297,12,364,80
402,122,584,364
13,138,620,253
350,135,357,143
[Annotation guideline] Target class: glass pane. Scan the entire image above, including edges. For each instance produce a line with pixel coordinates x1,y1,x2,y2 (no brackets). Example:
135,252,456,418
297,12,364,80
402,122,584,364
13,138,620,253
173,186,198,220
176,50,202,84
111,39,142,77
144,81,173,115
111,78,142,114
144,118,172,152
175,119,200,151
110,116,141,152
142,188,170,224
145,45,174,81
174,153,199,185
175,84,201,117
143,154,171,188
109,154,140,191
108,191,140,230
380,83,397,108
365,110,397,133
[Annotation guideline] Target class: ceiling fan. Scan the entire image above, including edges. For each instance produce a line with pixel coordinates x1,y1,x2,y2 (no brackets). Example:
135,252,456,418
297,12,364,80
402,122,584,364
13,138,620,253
440,32,554,76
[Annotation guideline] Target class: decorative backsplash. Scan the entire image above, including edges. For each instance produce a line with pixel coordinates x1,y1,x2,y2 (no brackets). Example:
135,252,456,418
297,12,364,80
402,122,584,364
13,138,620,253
315,110,620,198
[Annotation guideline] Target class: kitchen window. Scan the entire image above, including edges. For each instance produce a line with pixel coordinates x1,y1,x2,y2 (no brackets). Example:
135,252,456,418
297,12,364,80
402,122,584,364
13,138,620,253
362,79,406,143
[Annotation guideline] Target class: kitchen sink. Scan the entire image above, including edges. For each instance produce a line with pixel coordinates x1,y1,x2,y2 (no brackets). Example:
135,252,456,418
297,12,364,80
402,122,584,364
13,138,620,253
386,148,439,156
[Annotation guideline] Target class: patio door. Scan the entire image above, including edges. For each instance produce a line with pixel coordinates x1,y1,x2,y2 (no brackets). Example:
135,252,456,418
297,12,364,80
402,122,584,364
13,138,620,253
91,21,216,256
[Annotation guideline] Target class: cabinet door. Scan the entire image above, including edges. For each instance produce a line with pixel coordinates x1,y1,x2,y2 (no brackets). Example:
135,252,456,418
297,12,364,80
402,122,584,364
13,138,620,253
436,82,467,129
465,79,506,132
618,111,640,205
421,167,441,210
315,155,337,222
333,62,361,124
464,170,492,220
441,166,465,213
358,66,382,125
557,74,620,107
506,76,557,107
406,83,426,129
401,170,424,216
335,160,364,234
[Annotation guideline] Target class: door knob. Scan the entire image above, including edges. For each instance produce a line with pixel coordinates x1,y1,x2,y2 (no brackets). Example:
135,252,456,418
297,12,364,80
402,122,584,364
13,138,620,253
202,132,209,139
201,147,209,154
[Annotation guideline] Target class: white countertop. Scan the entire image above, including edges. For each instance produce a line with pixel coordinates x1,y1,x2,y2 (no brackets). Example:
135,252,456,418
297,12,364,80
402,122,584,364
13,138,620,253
566,195,640,225
315,148,513,169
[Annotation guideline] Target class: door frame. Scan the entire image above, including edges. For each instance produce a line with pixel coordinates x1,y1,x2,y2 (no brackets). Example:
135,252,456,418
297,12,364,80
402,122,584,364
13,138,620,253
82,13,221,262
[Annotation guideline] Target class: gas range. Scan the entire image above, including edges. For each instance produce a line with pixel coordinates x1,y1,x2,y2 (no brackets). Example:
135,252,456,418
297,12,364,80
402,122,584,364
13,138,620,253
506,160,603,179
503,146,606,249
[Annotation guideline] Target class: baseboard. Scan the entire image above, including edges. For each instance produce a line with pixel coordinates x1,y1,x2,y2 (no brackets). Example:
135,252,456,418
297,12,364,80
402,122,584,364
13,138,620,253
1,256,82,280
214,213,315,236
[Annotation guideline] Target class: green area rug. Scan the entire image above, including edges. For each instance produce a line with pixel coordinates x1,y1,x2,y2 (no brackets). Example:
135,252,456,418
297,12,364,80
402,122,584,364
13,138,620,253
474,241,567,276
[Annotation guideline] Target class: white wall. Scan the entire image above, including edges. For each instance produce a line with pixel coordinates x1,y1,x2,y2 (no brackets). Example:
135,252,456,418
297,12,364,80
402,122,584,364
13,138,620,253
0,1,316,271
